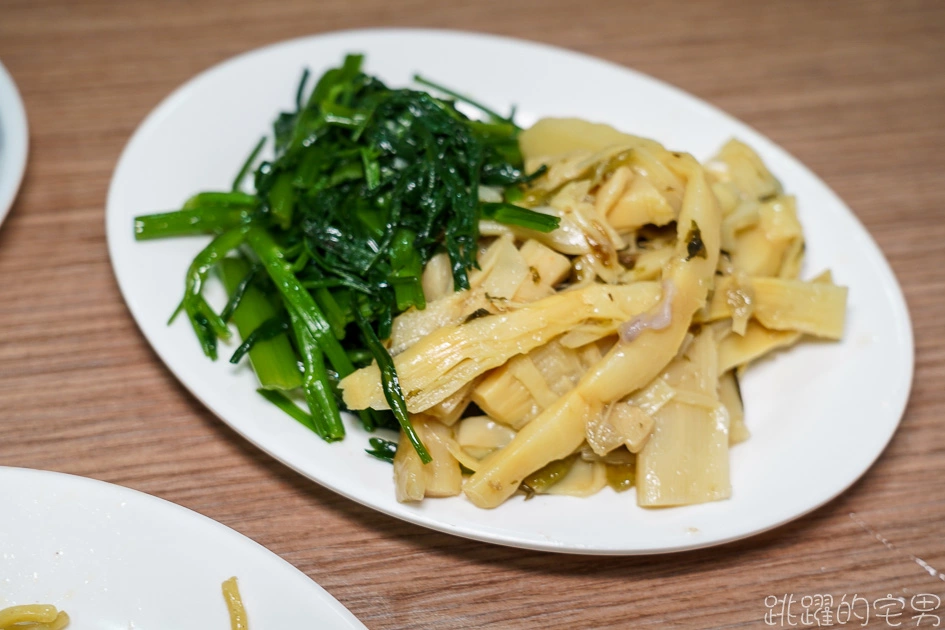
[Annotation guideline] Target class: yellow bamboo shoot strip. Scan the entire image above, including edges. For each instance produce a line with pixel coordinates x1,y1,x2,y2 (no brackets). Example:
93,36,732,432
619,246,675,284
519,117,669,165
393,416,462,502
751,277,847,339
528,341,590,394
637,330,731,506
728,200,800,278
477,332,619,431
339,282,661,413
456,415,517,451
421,252,454,302
464,156,721,508
637,403,731,506
594,166,632,216
48,613,71,630
698,274,754,326
0,605,69,629
717,321,802,373
473,339,608,430
507,354,561,409
512,239,572,302
699,275,846,340
388,287,497,355
759,196,802,243
390,235,527,355
720,199,760,251
480,338,615,430
711,180,741,217
779,237,805,280
610,403,655,452
423,379,476,426
544,458,608,497
477,234,531,300
719,370,749,445
627,376,676,415
731,222,791,277
705,138,782,201
221,577,248,630
471,364,538,428
606,169,679,233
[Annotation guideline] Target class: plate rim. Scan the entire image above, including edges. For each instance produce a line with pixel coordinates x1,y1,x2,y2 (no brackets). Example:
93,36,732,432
105,27,915,555
0,57,29,229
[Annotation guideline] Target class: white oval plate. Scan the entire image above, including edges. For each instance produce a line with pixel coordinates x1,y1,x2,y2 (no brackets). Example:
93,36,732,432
0,58,29,228
0,467,365,629
106,29,913,554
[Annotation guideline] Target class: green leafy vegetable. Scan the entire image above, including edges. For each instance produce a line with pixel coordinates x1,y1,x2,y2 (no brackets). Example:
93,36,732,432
133,54,556,460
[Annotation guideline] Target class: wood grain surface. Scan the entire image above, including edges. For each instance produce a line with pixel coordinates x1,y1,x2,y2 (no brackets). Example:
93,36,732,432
1,0,943,627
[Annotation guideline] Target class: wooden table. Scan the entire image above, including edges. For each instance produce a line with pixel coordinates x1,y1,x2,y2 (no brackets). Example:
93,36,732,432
2,1,943,627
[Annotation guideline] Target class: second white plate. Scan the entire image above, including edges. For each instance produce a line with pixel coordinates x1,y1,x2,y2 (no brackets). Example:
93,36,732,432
0,58,29,228
1,467,365,629
106,29,913,554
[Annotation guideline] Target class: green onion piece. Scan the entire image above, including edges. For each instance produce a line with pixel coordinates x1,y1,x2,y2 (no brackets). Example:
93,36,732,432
194,296,231,340
365,437,397,464
189,309,218,361
290,251,310,273
244,226,354,377
388,229,426,312
346,347,373,367
520,454,577,497
307,53,363,109
227,315,287,365
312,287,347,340
479,202,560,232
232,137,266,192
413,74,513,124
183,191,257,209
294,68,310,111
257,389,317,432
219,262,260,323
503,185,525,204
268,171,296,230
180,229,245,358
606,463,636,493
289,310,345,442
134,206,252,240
357,407,392,432
353,305,431,464
361,148,380,190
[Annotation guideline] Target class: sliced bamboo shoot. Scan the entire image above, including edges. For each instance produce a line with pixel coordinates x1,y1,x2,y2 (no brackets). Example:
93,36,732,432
513,239,572,302
464,155,721,508
751,277,847,339
719,370,749,445
705,139,782,201
609,403,655,453
717,320,801,373
545,458,607,497
456,415,517,450
471,364,538,428
636,401,731,506
340,282,662,413
637,330,730,506
606,174,677,232
424,380,476,427
393,417,462,502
